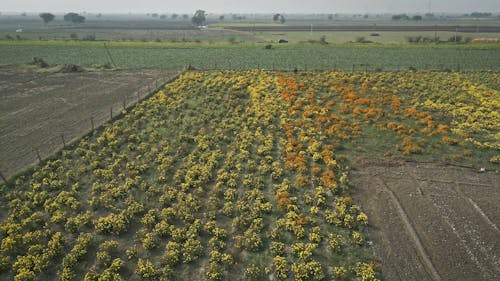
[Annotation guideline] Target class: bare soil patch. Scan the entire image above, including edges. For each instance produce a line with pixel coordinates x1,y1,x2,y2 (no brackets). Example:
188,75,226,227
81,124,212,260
0,66,178,179
352,158,499,281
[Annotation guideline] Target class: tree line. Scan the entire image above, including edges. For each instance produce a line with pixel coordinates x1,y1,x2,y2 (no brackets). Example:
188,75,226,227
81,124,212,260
39,12,86,24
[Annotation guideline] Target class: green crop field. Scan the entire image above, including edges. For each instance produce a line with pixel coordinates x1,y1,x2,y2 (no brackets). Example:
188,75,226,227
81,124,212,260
1,41,499,71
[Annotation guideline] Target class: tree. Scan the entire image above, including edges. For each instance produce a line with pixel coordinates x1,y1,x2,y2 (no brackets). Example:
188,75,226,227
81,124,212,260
280,15,286,24
273,13,285,24
39,13,55,24
64,12,85,24
412,15,422,21
192,10,206,26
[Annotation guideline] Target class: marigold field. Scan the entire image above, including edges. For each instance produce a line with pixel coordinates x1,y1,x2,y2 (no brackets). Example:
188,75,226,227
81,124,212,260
0,70,498,281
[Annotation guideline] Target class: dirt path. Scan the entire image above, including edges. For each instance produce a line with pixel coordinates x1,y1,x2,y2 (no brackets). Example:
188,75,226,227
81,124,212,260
375,177,442,281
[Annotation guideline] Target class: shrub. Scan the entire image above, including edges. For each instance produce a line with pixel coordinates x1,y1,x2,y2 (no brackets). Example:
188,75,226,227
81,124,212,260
291,260,324,281
136,259,159,281
31,57,49,68
448,35,463,42
82,34,96,41
273,256,288,280
94,213,129,235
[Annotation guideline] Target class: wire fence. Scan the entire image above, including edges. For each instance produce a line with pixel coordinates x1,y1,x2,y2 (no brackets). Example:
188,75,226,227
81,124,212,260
0,74,180,184
0,64,493,184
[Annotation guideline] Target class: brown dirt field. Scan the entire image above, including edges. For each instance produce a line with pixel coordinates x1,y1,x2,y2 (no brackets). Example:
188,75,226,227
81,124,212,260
0,66,178,179
351,159,499,281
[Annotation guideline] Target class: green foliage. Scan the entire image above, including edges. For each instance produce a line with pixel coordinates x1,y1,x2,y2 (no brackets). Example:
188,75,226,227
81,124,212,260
291,260,325,281
355,262,380,281
39,13,55,24
244,263,267,281
64,13,85,24
162,242,181,266
94,212,129,235
273,256,289,280
182,238,204,263
191,10,206,26
328,233,343,253
136,259,159,281
2,42,498,70
30,57,49,68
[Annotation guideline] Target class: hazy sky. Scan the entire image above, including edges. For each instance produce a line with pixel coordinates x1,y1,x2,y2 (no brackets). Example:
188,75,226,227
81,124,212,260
2,0,499,14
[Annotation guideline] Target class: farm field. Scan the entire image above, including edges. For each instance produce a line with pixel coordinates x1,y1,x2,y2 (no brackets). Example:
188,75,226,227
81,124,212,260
1,41,500,71
352,159,500,281
0,70,498,281
257,31,500,44
0,66,176,179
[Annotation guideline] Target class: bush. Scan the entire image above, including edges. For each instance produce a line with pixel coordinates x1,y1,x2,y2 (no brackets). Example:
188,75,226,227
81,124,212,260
31,57,49,68
264,44,273,49
291,261,324,281
94,213,129,235
448,35,463,42
355,37,372,43
406,36,422,43
82,34,96,41
244,263,266,281
136,259,159,281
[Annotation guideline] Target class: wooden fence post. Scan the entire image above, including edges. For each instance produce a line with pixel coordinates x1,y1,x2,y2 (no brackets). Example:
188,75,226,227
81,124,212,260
110,107,113,119
0,170,7,184
123,98,126,110
61,134,66,147
90,117,94,131
34,148,42,162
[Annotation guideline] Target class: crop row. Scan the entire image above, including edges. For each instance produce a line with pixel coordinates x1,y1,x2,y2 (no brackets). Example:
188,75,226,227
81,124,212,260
1,41,500,70
1,70,498,281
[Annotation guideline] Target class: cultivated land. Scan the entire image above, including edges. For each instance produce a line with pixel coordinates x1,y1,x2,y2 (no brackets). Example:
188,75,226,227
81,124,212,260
0,66,177,179
1,41,500,71
0,70,498,281
352,159,500,281
1,12,499,281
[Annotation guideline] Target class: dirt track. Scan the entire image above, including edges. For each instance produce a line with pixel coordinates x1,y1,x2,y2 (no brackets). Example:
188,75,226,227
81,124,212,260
352,159,500,281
